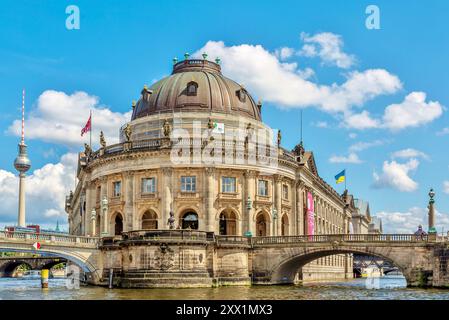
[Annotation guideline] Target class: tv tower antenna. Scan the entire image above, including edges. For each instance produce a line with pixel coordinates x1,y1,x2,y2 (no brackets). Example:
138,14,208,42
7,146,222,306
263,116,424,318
14,89,31,227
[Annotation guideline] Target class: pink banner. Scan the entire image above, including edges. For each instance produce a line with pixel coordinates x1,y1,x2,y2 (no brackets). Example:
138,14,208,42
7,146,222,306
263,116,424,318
307,192,315,236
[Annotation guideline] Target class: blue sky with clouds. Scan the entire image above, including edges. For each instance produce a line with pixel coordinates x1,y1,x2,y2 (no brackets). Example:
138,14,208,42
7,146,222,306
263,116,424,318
0,0,448,232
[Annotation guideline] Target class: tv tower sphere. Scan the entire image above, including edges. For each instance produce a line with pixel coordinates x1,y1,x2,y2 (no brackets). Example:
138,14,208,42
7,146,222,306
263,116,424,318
14,144,31,173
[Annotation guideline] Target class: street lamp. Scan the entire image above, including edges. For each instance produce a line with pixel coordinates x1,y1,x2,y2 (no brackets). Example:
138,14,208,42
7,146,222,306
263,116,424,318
101,196,108,236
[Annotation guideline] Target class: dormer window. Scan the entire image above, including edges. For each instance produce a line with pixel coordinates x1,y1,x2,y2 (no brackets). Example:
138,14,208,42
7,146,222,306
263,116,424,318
236,89,246,102
187,81,198,96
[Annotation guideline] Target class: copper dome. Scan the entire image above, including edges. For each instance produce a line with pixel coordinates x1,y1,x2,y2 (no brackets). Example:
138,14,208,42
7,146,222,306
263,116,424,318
131,59,262,121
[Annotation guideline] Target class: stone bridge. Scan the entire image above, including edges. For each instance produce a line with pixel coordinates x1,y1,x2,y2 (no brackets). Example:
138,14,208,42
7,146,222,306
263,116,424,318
217,234,449,288
1,230,449,288
0,256,67,277
0,230,101,284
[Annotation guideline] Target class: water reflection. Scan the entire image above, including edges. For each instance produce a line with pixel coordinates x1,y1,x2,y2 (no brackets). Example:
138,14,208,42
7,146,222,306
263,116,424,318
0,276,448,300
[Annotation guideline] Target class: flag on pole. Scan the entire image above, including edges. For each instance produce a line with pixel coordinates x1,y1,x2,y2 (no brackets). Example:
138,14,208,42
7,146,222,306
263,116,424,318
335,170,346,184
81,114,92,136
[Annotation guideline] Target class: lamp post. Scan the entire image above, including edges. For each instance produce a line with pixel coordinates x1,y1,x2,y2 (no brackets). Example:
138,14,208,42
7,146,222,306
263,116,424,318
428,188,437,234
101,196,109,236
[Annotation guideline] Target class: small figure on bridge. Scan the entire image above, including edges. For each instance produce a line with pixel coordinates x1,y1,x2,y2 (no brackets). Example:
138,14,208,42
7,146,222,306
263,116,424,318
414,225,427,240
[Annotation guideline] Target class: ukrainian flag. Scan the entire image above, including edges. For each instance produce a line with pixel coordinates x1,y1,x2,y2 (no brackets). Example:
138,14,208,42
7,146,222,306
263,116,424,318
335,170,346,184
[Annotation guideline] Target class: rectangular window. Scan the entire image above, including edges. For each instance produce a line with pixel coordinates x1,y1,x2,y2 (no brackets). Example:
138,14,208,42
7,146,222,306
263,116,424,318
282,184,289,200
113,181,121,197
258,180,268,196
221,177,236,193
181,176,196,192
141,178,156,194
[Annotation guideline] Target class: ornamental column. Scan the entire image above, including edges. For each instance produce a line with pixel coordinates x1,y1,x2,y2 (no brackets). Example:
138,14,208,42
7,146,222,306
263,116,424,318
100,177,109,236
244,170,256,236
90,208,96,236
161,167,173,229
84,182,94,236
274,175,282,236
123,171,134,232
205,167,216,232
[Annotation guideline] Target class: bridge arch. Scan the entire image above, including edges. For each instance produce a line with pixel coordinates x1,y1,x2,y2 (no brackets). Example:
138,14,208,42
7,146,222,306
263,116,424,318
0,260,33,277
0,248,100,284
266,247,409,286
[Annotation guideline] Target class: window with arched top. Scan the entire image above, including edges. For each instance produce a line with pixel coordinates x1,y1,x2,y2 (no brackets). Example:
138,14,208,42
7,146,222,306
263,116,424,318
142,211,158,230
186,81,198,96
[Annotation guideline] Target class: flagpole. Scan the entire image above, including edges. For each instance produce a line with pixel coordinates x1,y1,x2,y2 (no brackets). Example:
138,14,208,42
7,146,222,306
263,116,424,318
90,110,92,147
345,169,347,191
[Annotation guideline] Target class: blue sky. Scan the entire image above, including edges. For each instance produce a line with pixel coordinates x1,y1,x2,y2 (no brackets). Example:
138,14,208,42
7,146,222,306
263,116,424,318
0,0,448,233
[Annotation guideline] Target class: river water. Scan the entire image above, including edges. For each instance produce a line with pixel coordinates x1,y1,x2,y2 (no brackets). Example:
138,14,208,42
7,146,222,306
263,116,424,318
1,276,448,300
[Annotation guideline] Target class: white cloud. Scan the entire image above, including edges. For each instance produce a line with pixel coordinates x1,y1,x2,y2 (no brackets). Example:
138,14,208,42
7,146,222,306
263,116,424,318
377,207,449,234
299,32,356,69
343,111,380,129
436,127,449,136
348,133,357,139
7,90,132,148
193,41,401,114
329,152,362,164
274,47,295,60
382,92,444,131
296,67,315,80
343,92,444,131
443,181,449,195
372,159,419,192
349,139,385,152
0,152,77,228
391,148,429,160
315,121,328,128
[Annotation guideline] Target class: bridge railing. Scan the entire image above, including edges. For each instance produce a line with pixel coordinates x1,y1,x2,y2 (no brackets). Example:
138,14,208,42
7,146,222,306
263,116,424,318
120,230,212,243
215,236,251,246
0,230,99,245
251,234,430,245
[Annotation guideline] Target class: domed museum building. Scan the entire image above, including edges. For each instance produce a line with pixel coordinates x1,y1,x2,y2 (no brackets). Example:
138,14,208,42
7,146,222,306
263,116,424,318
66,56,356,287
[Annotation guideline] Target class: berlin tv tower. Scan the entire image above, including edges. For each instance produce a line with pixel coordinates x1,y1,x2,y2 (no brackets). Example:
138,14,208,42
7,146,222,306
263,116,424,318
13,89,31,227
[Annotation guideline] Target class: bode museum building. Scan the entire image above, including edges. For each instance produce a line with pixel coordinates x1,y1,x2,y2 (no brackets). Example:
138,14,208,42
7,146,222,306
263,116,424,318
66,56,361,287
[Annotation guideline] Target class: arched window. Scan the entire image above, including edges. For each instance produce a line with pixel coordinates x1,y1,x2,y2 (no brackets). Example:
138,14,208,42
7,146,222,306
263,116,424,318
281,214,289,236
114,213,123,236
181,211,198,230
256,212,268,237
142,211,158,230
219,210,237,235
186,81,198,96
